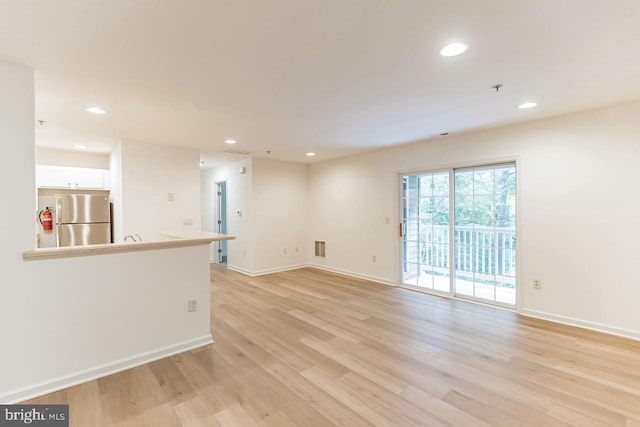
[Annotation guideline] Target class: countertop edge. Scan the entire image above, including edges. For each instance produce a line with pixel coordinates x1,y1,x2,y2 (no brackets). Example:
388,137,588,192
23,234,236,260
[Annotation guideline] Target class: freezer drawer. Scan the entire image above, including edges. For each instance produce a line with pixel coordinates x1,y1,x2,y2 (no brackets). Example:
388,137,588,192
56,194,110,224
57,223,111,247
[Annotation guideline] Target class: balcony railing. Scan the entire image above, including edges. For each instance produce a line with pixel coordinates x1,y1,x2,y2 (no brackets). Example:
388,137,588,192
404,224,516,285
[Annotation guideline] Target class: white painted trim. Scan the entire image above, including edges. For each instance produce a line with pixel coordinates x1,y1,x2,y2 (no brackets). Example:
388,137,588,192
308,263,395,286
251,263,309,276
227,263,308,277
227,264,256,276
519,309,640,342
1,335,213,404
227,262,395,286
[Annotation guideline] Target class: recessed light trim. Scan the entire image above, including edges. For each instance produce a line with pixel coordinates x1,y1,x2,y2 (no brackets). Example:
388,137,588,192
306,152,316,157
85,106,107,114
518,102,538,109
73,144,88,150
439,42,469,57
224,139,237,144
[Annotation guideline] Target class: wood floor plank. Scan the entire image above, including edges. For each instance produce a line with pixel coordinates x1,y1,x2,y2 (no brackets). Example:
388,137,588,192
172,396,223,427
301,366,400,427
148,357,197,405
22,265,640,426
214,403,260,427
264,362,375,427
299,335,409,394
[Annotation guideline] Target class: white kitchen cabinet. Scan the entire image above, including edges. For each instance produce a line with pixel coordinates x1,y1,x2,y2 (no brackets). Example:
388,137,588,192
37,165,109,189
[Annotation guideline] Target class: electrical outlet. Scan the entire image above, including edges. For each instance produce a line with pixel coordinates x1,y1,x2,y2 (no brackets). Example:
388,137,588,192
372,255,377,262
188,299,197,312
533,279,541,289
283,248,287,254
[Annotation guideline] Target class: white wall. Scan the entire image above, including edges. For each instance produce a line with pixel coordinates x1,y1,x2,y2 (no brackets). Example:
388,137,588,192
201,169,217,236
202,159,254,271
202,158,309,274
0,61,212,403
119,141,201,242
309,155,397,284
109,142,124,243
308,100,640,339
36,147,110,169
0,61,38,402
6,245,212,404
252,158,308,273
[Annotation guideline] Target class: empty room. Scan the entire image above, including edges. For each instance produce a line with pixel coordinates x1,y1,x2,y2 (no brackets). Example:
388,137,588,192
2,1,640,426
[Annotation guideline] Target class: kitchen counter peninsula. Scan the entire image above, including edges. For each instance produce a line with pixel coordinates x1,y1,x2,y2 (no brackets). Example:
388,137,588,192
13,231,232,403
23,232,235,260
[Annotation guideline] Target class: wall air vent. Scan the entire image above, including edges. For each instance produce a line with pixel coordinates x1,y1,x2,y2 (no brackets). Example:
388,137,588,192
223,148,253,156
314,241,326,258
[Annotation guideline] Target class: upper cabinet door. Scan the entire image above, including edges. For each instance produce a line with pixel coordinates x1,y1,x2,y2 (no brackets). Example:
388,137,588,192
73,168,106,189
37,166,73,188
37,165,107,189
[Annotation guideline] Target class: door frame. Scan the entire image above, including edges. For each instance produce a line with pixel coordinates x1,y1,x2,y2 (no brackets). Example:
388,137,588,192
215,179,228,264
396,157,522,311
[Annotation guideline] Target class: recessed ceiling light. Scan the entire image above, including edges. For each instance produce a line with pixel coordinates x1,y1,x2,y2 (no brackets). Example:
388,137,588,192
85,106,107,114
517,102,538,109
73,144,88,150
439,42,469,57
306,152,316,157
225,139,237,144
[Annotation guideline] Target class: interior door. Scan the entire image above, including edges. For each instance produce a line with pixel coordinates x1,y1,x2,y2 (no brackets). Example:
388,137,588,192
215,181,228,263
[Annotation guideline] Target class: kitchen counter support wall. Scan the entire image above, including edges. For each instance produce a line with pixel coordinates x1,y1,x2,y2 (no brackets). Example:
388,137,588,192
0,60,213,403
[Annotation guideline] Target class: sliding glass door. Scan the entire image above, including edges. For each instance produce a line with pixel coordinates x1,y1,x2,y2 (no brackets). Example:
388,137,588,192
401,163,516,307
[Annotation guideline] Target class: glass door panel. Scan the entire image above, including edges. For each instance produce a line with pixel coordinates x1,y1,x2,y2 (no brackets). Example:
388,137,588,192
453,164,516,305
402,172,450,292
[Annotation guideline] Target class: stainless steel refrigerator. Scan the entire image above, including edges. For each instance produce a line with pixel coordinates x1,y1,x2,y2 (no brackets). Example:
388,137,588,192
56,194,111,247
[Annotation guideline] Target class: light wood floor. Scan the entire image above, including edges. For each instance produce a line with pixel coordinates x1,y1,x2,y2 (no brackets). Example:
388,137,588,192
26,266,640,426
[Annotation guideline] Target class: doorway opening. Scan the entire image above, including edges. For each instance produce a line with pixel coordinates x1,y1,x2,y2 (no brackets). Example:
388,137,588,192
215,181,228,264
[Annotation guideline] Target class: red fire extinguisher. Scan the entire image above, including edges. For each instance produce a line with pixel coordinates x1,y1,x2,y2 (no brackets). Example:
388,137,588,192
39,207,53,232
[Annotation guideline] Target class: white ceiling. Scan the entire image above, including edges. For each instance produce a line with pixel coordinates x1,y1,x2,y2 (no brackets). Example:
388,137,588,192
2,1,640,167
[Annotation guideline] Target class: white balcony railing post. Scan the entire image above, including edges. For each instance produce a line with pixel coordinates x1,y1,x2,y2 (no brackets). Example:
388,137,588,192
422,224,515,278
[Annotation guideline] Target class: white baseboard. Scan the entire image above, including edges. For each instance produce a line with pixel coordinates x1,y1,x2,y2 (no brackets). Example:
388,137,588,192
252,263,308,276
226,264,255,276
519,309,640,342
227,261,395,286
227,263,308,277
1,335,213,404
308,263,395,286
